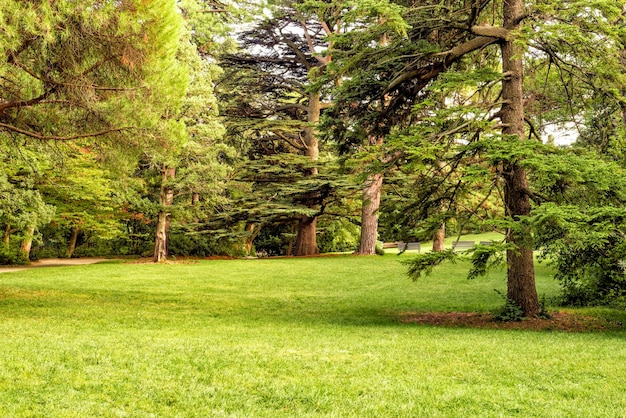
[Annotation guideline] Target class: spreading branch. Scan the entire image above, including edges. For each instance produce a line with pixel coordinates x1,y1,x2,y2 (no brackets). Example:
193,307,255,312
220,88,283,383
385,36,498,94
0,123,134,141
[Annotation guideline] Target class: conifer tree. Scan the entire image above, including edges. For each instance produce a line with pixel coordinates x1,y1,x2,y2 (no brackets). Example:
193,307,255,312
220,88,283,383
219,0,344,256
327,0,626,316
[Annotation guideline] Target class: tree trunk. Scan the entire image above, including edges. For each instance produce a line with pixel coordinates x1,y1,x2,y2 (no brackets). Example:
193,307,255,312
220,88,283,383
3,223,11,247
244,223,262,256
67,226,79,258
20,225,35,262
294,216,319,256
357,31,391,255
192,193,200,223
501,0,538,317
293,92,321,256
357,172,383,255
153,166,176,262
432,222,446,252
358,134,385,255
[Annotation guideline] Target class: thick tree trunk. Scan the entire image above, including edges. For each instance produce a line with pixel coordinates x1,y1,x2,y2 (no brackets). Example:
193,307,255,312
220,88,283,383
293,93,321,256
501,0,538,317
244,223,262,256
67,226,79,258
358,134,385,255
432,222,446,252
357,33,390,255
20,225,35,262
294,216,319,256
153,166,176,262
357,172,383,255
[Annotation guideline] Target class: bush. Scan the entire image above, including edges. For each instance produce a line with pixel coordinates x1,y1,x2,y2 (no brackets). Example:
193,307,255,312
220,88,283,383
317,219,359,253
254,224,293,256
534,205,626,308
169,231,246,258
0,245,25,265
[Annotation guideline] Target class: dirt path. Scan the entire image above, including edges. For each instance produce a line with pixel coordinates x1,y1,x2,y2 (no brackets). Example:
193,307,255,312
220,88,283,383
0,258,109,273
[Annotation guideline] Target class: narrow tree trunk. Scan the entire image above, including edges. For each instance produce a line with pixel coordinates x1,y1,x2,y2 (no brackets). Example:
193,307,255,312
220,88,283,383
244,223,262,256
611,82,625,151
501,0,538,317
3,223,11,247
432,222,446,252
358,172,383,254
293,92,321,256
20,225,35,263
286,223,296,256
192,193,200,223
153,166,176,262
67,226,79,258
294,216,319,256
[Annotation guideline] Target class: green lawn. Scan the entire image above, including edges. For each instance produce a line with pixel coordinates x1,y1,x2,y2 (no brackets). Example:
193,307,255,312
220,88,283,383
386,231,505,254
0,255,625,417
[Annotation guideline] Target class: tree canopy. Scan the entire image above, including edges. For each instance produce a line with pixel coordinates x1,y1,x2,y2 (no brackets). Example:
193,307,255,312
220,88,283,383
3,0,626,313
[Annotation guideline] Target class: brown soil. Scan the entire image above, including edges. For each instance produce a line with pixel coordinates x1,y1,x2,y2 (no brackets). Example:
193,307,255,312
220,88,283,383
399,311,624,332
0,257,109,273
128,255,237,264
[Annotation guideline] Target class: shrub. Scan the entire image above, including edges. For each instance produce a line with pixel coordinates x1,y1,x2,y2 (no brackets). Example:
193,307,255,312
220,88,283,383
534,205,626,308
317,219,359,253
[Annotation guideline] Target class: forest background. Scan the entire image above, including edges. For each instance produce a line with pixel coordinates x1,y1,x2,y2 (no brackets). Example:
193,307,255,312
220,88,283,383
2,0,626,317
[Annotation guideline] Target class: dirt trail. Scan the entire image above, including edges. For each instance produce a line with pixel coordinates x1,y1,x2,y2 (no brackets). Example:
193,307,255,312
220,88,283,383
0,258,109,273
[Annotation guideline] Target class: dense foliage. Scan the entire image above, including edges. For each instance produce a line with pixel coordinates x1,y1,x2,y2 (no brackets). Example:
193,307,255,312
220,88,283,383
2,0,626,311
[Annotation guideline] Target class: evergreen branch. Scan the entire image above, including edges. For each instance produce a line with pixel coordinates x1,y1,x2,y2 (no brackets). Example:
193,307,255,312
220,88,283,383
470,25,510,40
276,104,308,112
273,131,307,151
524,117,541,141
0,91,53,114
11,58,136,92
300,20,328,65
384,36,498,94
0,123,134,141
274,32,312,70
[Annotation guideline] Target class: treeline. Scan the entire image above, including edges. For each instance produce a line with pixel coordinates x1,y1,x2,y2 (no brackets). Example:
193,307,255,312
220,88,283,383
3,0,626,313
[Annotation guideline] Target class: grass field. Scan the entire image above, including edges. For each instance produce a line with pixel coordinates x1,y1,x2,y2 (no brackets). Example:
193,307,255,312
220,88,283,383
0,254,625,417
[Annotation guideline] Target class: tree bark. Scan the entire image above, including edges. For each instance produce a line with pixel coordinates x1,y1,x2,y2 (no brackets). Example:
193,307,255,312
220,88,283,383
20,225,35,262
294,216,319,256
153,166,176,262
357,172,383,255
293,92,321,256
357,134,385,255
432,222,446,252
244,223,262,256
67,226,79,258
3,223,11,247
501,0,539,317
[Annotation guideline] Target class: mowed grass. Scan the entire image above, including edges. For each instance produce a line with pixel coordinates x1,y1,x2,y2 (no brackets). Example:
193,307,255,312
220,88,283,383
0,255,625,417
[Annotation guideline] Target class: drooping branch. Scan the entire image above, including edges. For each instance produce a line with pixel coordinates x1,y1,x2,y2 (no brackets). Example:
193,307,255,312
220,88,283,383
0,123,134,141
10,58,136,93
273,130,307,151
0,91,53,115
300,20,328,65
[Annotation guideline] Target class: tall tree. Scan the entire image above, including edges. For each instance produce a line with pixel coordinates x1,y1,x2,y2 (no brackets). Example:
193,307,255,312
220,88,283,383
499,0,538,316
219,0,343,255
327,0,626,316
0,0,179,142
0,0,196,261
